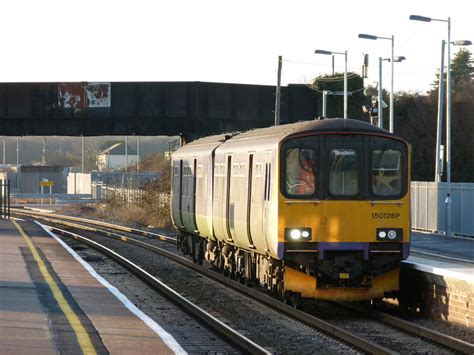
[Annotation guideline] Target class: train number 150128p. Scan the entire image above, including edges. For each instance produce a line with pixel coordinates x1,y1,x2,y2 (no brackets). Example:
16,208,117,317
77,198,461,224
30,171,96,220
372,212,400,219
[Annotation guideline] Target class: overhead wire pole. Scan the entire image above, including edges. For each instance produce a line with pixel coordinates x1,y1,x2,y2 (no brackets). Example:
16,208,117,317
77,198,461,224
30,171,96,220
314,49,348,119
358,33,395,131
125,136,128,172
81,135,85,173
16,137,19,189
446,17,452,238
378,57,383,128
390,35,394,133
274,55,282,125
344,50,348,119
409,14,472,237
136,136,140,171
435,40,446,183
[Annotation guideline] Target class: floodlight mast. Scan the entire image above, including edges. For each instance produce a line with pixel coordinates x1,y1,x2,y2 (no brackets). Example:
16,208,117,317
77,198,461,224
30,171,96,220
314,49,348,119
358,33,395,133
410,14,472,238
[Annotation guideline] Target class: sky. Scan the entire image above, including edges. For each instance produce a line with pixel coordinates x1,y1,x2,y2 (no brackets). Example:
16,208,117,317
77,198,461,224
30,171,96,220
0,0,472,93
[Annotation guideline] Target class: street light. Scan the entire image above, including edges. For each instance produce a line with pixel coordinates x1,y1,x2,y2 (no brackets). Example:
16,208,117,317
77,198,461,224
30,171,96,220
452,40,472,46
358,33,395,133
315,49,348,119
377,56,406,129
410,14,472,237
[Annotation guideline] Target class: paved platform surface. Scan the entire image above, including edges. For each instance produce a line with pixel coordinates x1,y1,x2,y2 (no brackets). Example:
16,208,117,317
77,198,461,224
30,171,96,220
411,231,474,262
0,218,180,354
0,219,56,354
405,231,474,282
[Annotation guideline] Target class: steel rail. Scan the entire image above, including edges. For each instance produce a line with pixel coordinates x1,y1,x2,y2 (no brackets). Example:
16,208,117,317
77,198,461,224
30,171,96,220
335,302,474,354
44,224,270,355
26,213,473,353
34,215,392,355
11,208,176,243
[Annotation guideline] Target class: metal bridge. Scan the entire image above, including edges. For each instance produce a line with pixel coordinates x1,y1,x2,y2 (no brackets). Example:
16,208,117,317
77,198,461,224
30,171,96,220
0,81,318,140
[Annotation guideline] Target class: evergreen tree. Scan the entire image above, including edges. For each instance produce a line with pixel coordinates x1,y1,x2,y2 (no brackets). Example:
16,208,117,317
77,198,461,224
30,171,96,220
431,48,473,95
311,72,367,120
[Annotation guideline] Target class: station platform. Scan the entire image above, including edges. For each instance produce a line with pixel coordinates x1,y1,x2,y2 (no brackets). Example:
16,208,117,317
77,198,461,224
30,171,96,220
411,231,474,262
0,218,183,354
400,231,474,328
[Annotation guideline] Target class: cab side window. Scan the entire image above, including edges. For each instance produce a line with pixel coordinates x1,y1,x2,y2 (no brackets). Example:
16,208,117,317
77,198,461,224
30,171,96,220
285,147,317,196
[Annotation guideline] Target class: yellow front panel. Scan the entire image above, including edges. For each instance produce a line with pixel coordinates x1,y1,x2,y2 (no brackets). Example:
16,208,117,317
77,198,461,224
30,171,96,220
279,197,410,243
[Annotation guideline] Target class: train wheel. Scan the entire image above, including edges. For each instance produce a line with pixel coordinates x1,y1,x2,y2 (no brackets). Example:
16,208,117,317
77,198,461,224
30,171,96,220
283,292,301,309
197,239,205,265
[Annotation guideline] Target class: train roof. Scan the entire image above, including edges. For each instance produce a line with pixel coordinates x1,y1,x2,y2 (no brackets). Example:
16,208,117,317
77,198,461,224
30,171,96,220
227,118,397,142
176,118,403,156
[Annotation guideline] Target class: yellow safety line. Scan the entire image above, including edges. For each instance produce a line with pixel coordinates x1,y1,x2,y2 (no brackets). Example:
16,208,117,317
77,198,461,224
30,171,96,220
12,220,97,355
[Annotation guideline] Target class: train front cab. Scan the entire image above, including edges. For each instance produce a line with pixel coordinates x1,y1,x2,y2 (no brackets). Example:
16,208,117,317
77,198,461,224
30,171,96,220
278,132,411,301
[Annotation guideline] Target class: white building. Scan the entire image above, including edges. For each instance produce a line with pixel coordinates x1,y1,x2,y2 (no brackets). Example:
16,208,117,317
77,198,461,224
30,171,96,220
96,141,139,171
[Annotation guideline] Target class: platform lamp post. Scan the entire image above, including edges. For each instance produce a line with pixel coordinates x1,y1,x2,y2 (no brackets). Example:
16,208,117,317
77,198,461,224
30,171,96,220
377,56,406,129
410,14,472,237
358,33,395,133
314,49,348,119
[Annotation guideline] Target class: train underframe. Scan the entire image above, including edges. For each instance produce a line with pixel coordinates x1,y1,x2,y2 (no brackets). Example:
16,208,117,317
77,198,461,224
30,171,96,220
177,231,402,303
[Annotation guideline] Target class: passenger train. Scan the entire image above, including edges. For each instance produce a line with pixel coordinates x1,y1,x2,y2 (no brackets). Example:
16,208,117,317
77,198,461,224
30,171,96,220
171,118,411,302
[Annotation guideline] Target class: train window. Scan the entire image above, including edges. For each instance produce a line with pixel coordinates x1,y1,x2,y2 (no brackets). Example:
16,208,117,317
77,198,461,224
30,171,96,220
238,164,246,204
285,148,316,196
372,149,402,196
328,149,359,196
232,163,239,177
239,163,246,177
196,165,203,198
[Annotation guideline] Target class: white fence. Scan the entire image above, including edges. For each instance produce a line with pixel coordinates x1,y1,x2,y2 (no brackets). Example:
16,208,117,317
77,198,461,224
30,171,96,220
67,173,92,194
411,182,474,236
92,183,145,205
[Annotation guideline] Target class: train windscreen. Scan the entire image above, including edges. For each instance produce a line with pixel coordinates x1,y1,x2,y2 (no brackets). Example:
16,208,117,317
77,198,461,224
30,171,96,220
280,134,407,200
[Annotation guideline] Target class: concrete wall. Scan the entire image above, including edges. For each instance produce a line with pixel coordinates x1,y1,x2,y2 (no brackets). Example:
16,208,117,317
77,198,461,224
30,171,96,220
411,182,474,237
67,173,92,194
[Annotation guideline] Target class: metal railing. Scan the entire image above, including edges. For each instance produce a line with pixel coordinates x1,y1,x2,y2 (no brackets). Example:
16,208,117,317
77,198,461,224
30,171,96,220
411,181,474,237
0,179,10,219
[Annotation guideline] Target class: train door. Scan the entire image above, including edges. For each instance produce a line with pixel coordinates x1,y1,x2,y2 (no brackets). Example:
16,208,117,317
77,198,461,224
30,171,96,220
191,158,198,231
172,159,184,228
181,159,198,233
263,151,272,250
250,157,265,250
246,154,255,247
225,155,234,242
323,136,364,242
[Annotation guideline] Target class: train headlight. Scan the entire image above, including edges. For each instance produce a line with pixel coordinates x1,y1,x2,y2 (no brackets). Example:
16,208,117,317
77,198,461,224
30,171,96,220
376,228,403,241
388,230,397,240
285,228,312,241
290,229,302,240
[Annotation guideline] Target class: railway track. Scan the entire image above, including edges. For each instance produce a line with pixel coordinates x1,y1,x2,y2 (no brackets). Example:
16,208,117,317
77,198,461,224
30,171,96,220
13,209,474,354
39,222,268,354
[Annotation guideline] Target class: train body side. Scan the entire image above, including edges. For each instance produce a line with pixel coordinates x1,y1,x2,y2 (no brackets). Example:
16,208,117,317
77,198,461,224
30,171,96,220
170,119,411,301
